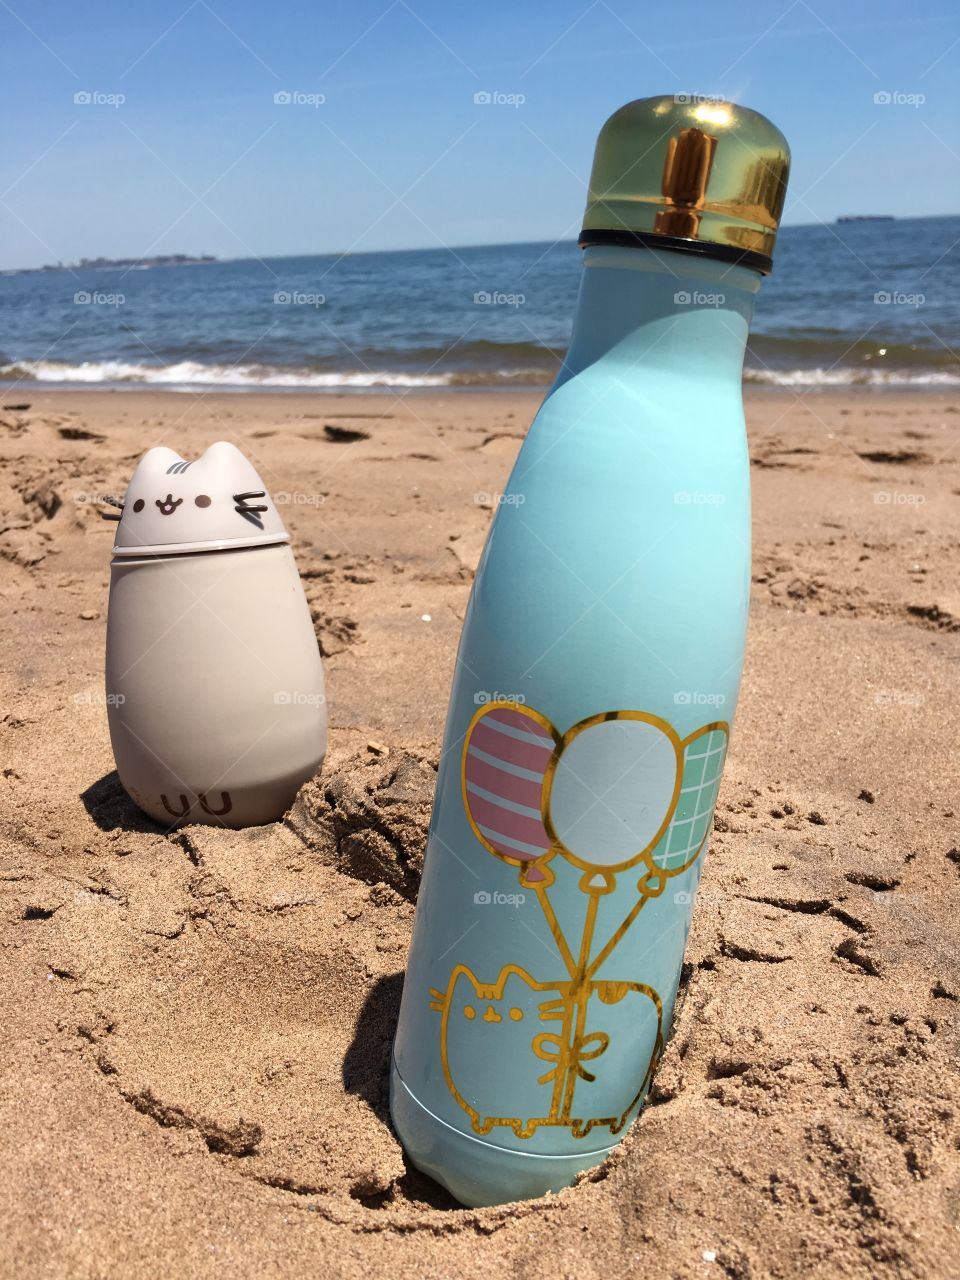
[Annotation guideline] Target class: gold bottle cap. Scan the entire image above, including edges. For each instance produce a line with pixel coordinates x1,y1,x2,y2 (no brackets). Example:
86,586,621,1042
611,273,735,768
579,95,790,274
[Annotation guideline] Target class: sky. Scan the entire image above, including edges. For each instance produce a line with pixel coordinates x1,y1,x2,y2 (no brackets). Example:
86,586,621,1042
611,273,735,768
1,0,958,269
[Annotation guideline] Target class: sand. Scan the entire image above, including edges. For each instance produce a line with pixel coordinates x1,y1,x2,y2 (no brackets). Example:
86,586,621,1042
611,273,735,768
1,386,958,1279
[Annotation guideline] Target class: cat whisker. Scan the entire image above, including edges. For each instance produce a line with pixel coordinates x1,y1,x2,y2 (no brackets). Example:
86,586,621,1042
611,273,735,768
100,495,124,521
233,491,268,532
538,998,566,1019
234,506,266,529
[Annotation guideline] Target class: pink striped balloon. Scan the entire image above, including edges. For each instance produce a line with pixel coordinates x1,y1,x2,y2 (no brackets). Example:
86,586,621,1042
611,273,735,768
462,703,559,878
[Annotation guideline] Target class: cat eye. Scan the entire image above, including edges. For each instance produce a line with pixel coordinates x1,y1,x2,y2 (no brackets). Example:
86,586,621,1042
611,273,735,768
132,499,145,512
195,494,212,508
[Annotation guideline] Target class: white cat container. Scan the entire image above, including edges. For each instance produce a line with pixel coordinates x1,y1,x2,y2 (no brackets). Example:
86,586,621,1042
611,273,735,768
105,441,327,827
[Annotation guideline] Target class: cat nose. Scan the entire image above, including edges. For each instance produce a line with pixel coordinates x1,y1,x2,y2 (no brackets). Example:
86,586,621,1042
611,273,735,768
156,494,183,515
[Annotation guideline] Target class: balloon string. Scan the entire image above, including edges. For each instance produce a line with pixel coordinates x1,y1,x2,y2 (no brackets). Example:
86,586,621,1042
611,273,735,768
585,832,715,982
529,880,576,1118
532,881,576,979
559,889,602,1121
584,886,654,982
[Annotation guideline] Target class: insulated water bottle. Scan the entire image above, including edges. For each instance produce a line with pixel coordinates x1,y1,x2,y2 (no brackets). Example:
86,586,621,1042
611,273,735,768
391,96,790,1205
105,441,326,827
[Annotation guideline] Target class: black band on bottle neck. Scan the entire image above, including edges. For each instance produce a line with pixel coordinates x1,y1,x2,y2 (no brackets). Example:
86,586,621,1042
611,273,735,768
577,227,773,276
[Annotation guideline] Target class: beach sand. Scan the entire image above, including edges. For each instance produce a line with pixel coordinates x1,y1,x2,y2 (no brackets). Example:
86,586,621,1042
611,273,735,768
1,386,958,1278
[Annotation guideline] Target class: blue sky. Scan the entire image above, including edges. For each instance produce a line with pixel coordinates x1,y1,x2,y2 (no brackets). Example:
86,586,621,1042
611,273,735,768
1,0,957,268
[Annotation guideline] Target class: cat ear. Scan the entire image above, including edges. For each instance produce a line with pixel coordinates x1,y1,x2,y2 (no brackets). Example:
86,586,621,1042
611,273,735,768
198,440,250,466
645,722,729,875
200,441,245,459
197,440,265,491
128,446,186,479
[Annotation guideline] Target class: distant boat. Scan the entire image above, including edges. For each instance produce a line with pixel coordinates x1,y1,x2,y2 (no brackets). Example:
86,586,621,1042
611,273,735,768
836,215,895,224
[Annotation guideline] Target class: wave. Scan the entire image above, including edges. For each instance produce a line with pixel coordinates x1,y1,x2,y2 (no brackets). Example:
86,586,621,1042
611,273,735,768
0,357,954,392
0,357,559,389
743,366,960,387
0,359,453,388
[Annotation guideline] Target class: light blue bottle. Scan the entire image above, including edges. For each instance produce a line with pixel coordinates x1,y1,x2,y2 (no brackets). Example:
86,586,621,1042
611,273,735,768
391,96,791,1207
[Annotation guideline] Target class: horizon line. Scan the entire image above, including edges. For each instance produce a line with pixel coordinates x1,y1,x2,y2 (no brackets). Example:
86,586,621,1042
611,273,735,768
4,211,958,275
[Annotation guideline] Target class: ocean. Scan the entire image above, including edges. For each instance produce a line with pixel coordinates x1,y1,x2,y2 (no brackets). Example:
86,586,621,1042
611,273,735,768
1,215,957,392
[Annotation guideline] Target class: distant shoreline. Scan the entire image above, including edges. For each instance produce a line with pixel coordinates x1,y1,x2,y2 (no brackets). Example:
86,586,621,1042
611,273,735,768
0,254,217,277
3,213,960,275
836,215,895,224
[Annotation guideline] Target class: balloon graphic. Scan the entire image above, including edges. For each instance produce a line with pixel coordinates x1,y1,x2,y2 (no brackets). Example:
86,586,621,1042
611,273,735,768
646,723,728,875
461,703,560,881
463,704,726,880
546,712,682,873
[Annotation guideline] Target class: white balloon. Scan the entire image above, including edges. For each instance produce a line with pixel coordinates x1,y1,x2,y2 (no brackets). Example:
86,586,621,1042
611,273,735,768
548,717,678,867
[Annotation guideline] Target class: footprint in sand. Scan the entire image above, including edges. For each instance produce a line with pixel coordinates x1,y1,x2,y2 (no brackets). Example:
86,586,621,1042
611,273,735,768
58,426,106,442
323,424,372,443
856,448,930,465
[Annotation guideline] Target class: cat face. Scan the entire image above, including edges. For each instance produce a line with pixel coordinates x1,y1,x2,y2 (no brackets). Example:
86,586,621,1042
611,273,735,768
112,441,289,556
